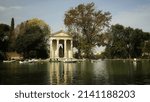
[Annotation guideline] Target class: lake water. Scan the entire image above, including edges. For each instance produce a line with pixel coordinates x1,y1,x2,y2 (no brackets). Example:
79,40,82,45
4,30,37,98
0,60,150,85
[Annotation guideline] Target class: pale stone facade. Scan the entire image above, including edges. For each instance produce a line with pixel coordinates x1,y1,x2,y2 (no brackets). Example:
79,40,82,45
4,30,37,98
50,30,73,61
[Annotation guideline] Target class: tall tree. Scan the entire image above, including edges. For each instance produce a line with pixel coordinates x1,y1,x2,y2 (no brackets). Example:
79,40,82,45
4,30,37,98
11,17,15,31
104,24,150,59
15,18,50,59
64,2,111,58
105,24,128,58
9,17,15,51
0,24,10,60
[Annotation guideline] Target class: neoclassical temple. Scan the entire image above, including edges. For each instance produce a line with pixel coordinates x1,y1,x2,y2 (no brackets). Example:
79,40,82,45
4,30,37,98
49,30,73,61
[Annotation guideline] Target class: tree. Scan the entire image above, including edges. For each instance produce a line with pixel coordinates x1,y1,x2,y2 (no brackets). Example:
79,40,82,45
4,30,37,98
11,17,15,31
0,24,10,60
102,24,128,58
64,2,111,58
8,17,16,51
15,18,50,59
104,24,150,59
142,40,150,58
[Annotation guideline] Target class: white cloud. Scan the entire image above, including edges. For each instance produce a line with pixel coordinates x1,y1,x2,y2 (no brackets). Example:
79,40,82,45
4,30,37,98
9,6,22,10
112,4,150,32
0,6,22,12
0,6,7,11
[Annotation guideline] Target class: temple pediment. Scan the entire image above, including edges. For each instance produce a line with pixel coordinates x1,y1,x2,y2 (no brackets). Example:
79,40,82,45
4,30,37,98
51,30,72,37
54,33,70,37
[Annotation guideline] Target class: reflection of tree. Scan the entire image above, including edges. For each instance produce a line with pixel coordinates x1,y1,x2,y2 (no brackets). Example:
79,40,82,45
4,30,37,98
134,61,150,84
105,60,135,84
105,60,150,84
134,61,142,84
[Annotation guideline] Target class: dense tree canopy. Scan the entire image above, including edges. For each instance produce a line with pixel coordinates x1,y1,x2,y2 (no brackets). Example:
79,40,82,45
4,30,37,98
142,40,150,58
104,24,150,59
0,24,10,60
15,18,50,59
64,2,111,58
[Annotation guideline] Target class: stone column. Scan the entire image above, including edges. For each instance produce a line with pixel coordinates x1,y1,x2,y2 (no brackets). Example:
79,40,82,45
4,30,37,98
55,39,59,58
70,40,73,58
64,39,67,58
50,39,53,59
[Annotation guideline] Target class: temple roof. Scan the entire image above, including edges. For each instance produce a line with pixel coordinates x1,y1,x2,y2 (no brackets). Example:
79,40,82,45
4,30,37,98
51,30,72,37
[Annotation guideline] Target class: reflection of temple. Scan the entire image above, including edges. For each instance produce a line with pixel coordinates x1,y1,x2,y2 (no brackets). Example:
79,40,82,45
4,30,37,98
49,30,73,61
49,63,74,84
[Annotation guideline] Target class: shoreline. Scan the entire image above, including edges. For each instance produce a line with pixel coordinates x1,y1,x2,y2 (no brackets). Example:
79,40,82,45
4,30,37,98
2,58,150,63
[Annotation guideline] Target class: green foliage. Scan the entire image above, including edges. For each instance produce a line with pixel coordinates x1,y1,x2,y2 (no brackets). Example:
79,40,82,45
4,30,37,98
142,40,150,58
15,18,50,59
8,17,16,51
0,24,10,60
104,24,150,59
0,50,5,61
11,18,15,31
64,2,111,58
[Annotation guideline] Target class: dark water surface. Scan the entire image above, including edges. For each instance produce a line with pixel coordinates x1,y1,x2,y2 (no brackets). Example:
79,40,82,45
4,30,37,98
0,60,150,85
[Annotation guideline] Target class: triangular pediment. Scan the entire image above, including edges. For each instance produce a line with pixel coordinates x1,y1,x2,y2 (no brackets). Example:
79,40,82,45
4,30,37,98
54,32,70,37
51,30,72,37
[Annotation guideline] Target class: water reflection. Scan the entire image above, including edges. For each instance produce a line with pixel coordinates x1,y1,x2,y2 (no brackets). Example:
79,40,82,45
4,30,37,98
48,61,109,85
105,60,150,84
0,60,150,85
49,62,75,85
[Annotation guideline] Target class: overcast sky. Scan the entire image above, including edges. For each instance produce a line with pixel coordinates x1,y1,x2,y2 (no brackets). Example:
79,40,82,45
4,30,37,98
0,0,150,32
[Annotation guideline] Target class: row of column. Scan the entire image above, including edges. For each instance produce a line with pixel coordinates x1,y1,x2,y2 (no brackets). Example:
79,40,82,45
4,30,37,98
50,39,73,59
